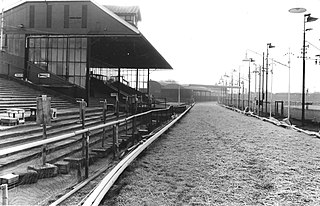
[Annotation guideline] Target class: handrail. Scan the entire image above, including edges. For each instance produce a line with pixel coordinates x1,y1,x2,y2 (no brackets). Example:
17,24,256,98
0,107,171,157
82,103,194,206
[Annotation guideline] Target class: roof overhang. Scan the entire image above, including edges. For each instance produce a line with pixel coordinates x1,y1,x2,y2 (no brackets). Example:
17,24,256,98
188,84,241,89
90,34,172,69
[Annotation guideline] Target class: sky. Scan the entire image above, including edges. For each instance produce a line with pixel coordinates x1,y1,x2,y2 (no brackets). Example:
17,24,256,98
2,0,320,93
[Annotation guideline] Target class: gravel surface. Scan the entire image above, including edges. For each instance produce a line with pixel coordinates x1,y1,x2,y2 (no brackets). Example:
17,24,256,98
101,102,320,206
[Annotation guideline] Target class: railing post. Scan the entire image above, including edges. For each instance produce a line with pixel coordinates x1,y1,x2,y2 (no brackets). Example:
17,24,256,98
132,116,136,145
85,131,89,179
100,99,107,148
42,123,47,165
113,124,119,160
111,93,119,118
78,100,87,157
1,184,8,205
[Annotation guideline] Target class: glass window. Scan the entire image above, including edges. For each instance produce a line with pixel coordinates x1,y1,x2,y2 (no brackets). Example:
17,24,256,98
41,38,47,48
81,49,86,61
41,49,46,62
51,62,57,74
75,49,81,62
80,63,86,75
58,48,64,61
29,49,34,61
69,63,75,76
52,38,58,48
80,77,86,88
82,38,87,48
47,49,52,62
69,38,75,49
69,77,75,84
75,38,82,49
35,39,40,48
51,48,57,62
57,62,64,75
69,49,75,61
58,38,64,48
75,76,80,86
29,38,34,48
75,63,81,75
48,38,53,48
34,48,40,62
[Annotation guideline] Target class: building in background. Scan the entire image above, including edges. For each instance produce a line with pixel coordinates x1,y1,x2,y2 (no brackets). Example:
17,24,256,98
0,0,172,105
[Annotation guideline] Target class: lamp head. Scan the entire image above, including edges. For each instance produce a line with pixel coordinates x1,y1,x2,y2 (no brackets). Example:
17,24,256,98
243,57,255,62
289,8,306,13
307,15,318,22
267,43,275,48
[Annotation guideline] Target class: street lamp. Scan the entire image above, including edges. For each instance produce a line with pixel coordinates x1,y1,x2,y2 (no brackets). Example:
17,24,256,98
243,57,255,110
265,43,275,115
241,80,245,110
253,63,260,114
284,49,293,122
289,8,317,125
224,73,229,105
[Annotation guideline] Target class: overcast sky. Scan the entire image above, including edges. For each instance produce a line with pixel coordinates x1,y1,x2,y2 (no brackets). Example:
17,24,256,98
2,0,320,93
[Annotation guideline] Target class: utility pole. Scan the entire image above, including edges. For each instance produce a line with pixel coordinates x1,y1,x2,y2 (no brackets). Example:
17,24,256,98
0,0,4,51
261,52,265,115
266,43,275,115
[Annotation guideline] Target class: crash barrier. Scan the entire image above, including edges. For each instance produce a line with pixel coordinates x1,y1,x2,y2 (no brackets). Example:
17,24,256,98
0,104,178,192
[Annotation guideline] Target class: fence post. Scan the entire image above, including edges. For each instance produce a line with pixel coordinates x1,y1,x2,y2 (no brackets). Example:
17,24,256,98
1,184,8,205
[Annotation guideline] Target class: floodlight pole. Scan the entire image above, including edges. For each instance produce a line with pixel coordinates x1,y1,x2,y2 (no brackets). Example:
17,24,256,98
265,43,275,115
243,58,254,110
289,8,317,125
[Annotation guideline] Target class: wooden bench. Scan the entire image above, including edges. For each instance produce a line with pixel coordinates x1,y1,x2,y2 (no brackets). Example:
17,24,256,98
0,117,18,126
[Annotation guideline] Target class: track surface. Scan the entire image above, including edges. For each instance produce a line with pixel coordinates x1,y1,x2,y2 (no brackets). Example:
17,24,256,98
101,102,320,205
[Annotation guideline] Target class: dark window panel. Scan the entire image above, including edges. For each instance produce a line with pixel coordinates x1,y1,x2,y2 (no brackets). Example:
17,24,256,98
82,5,87,28
47,5,52,28
64,5,69,28
29,5,35,28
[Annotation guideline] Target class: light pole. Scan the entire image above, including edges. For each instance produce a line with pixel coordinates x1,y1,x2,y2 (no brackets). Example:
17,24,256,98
253,64,259,113
241,81,245,110
270,59,275,118
219,77,224,104
265,43,275,115
243,58,255,110
238,67,241,109
258,65,262,115
284,49,293,121
224,73,229,105
289,8,317,125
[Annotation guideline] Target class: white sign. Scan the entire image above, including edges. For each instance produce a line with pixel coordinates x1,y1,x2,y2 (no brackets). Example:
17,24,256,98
38,73,50,78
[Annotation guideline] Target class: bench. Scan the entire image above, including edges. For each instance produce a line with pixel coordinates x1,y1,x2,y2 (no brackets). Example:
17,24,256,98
27,107,57,121
0,117,18,126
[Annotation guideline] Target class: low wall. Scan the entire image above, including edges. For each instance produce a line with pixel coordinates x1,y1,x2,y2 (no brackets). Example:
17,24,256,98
283,106,320,123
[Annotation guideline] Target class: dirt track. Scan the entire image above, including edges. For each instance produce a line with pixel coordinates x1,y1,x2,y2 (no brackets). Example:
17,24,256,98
102,102,320,206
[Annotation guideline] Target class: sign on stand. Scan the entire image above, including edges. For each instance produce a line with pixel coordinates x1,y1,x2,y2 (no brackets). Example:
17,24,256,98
36,95,51,165
77,99,89,179
36,95,51,126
